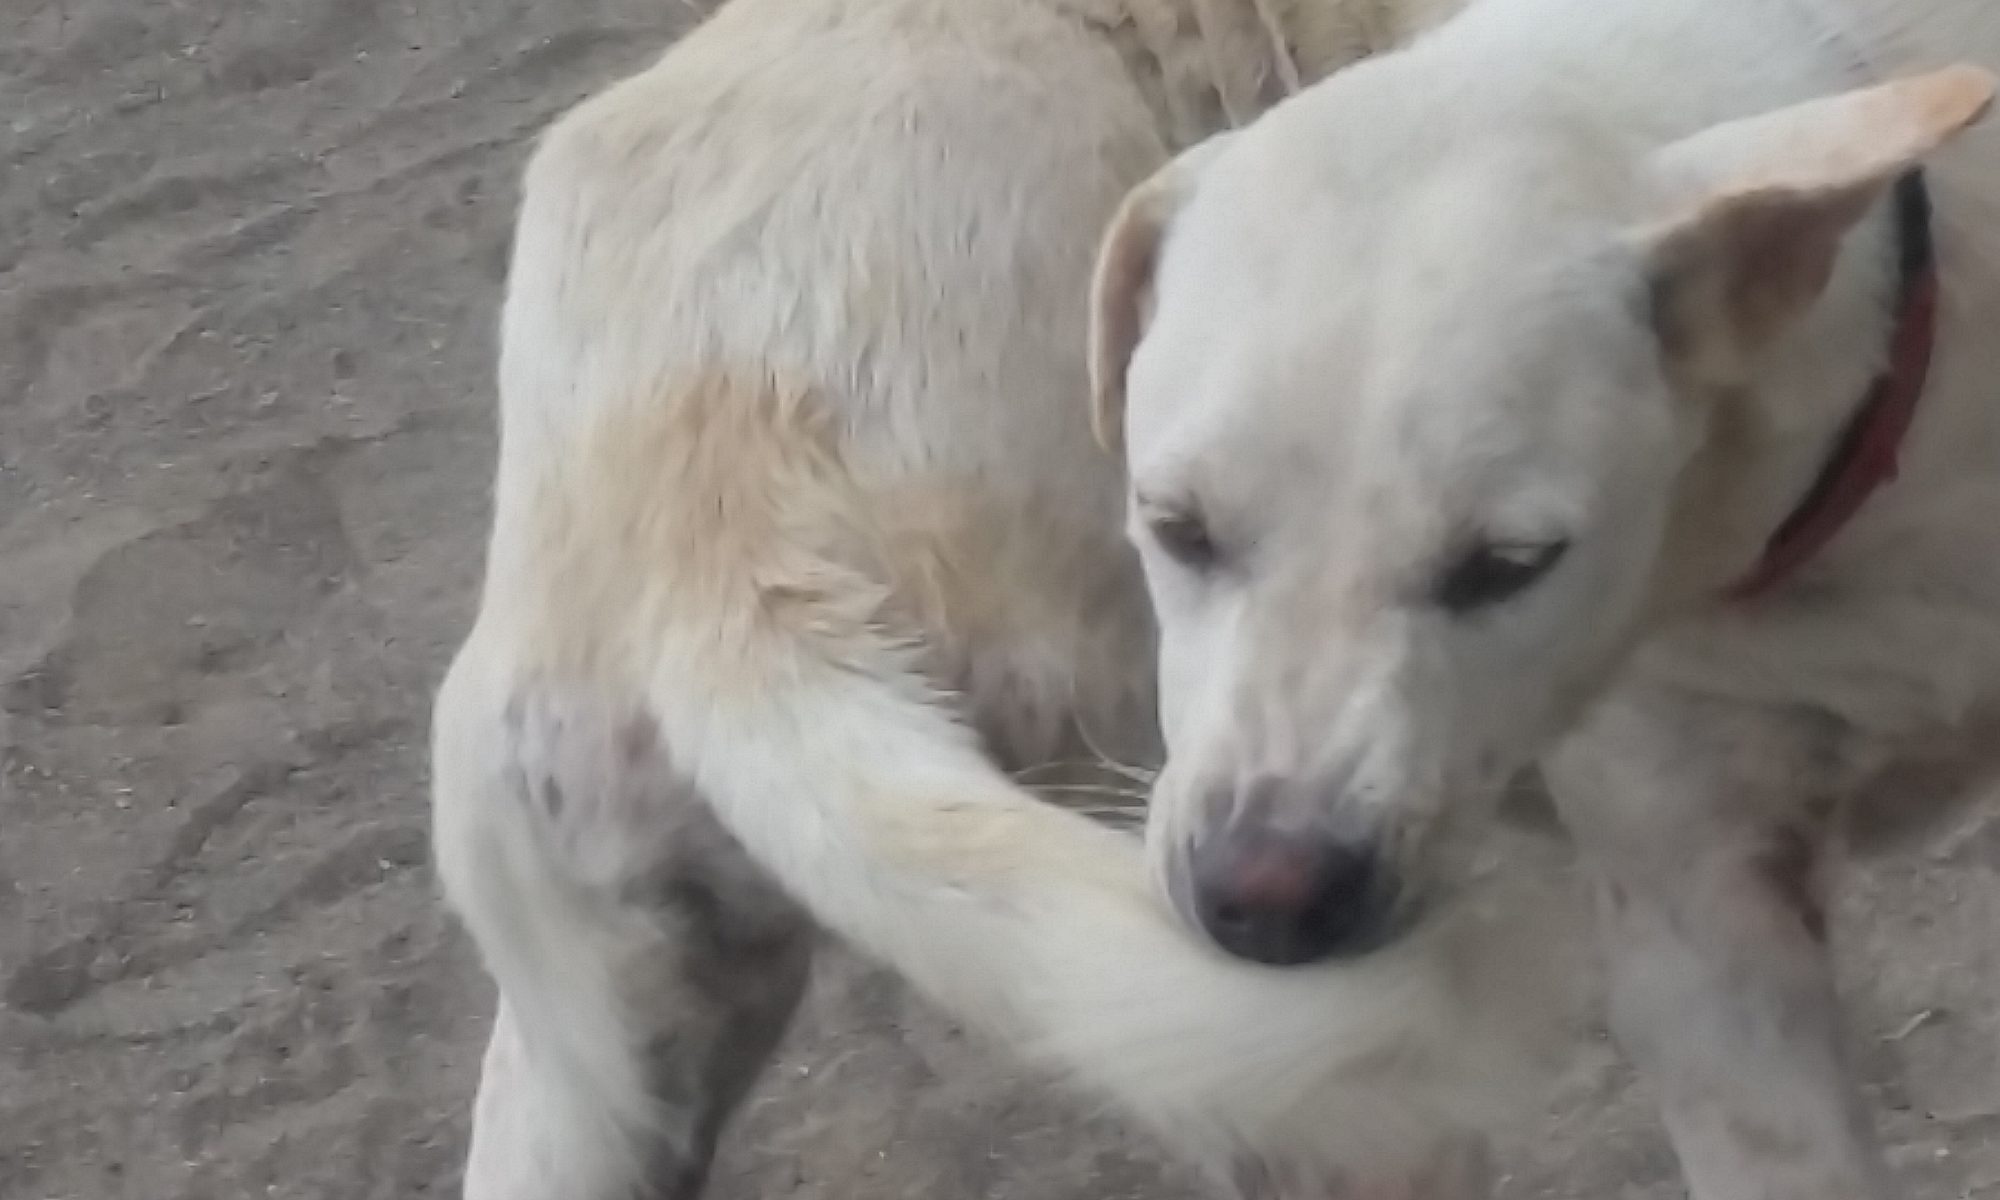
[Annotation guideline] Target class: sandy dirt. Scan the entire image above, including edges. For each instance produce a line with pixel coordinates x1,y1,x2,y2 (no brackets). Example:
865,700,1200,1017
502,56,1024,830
1,2,1995,1198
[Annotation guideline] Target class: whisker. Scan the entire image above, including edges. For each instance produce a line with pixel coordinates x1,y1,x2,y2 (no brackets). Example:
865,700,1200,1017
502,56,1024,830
1069,718,1160,786
1027,783,1150,804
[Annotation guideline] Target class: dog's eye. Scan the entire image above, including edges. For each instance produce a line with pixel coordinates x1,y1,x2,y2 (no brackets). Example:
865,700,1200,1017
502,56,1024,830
1148,511,1219,570
1434,538,1569,612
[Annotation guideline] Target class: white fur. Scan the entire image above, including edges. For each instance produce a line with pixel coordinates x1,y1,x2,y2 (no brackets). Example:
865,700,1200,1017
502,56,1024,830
432,2,1579,1199
1103,1,2000,1196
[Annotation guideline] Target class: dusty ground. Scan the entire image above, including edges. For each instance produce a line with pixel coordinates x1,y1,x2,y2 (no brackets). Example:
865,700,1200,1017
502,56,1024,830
0,2,1994,1198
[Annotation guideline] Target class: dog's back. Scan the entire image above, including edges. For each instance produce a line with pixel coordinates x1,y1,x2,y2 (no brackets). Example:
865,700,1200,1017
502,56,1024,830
484,0,1165,766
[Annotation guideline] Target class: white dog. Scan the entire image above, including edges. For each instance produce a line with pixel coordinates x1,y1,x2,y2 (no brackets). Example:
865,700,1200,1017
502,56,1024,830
1093,0,2000,1195
429,2,1578,1199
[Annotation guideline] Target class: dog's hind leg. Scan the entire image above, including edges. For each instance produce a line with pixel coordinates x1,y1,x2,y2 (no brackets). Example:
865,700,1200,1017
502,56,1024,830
1548,685,1891,1200
433,654,814,1200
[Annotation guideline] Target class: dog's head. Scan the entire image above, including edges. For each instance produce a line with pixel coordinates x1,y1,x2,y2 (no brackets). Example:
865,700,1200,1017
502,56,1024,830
1091,53,1993,965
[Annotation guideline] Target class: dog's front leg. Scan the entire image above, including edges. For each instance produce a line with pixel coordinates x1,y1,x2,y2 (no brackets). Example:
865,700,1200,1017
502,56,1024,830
1546,684,1890,1200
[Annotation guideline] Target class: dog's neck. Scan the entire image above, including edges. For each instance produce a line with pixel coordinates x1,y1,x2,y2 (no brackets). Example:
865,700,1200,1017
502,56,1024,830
1061,0,1464,149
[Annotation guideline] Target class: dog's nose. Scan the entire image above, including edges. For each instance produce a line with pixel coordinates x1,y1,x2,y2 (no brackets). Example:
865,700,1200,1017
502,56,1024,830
1187,829,1385,965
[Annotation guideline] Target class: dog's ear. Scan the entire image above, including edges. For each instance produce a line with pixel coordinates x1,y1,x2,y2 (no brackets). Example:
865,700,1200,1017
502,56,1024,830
1638,65,1993,378
1090,136,1234,454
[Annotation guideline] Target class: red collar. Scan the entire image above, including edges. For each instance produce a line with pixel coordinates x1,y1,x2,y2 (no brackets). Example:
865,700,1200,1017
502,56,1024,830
1726,171,1940,601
